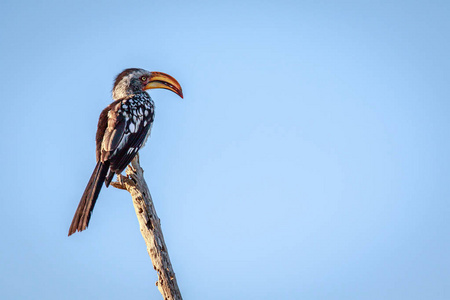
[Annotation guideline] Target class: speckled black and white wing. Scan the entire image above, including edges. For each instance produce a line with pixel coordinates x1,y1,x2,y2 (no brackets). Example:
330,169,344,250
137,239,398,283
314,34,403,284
97,93,155,186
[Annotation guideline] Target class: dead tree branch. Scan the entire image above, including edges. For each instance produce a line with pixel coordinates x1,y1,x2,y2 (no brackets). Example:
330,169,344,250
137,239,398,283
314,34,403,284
111,155,182,300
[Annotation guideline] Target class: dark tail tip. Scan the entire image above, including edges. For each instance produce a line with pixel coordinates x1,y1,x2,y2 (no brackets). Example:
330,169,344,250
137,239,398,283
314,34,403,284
68,161,109,236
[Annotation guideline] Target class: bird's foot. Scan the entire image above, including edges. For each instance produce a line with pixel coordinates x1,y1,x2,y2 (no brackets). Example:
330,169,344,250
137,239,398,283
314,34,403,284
111,174,127,190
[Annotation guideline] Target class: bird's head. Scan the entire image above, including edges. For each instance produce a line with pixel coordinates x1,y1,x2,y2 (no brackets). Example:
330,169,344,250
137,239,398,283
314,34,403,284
112,68,183,100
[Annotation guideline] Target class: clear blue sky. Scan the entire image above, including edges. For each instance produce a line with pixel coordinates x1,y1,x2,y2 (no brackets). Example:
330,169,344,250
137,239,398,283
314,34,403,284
1,0,449,299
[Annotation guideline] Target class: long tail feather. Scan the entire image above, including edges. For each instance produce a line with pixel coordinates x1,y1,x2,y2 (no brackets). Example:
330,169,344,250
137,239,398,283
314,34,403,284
68,161,109,236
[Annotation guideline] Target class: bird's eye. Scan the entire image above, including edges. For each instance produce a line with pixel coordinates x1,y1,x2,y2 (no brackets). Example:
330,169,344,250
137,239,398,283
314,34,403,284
140,76,147,81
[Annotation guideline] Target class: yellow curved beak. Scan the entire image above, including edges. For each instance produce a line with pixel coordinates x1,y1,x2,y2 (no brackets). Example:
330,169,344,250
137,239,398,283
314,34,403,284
144,72,183,98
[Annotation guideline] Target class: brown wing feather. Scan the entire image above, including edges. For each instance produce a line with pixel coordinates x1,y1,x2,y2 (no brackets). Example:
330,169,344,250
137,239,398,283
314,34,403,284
95,100,122,162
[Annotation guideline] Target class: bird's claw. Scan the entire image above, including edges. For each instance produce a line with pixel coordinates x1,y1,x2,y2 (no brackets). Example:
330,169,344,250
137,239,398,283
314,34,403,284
111,174,127,190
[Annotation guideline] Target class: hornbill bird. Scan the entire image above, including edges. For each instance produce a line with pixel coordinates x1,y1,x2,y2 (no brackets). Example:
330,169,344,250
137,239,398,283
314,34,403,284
68,68,183,236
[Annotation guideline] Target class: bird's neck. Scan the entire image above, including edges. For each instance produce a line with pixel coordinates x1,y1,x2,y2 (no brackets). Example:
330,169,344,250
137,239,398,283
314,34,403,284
112,74,143,100
112,87,143,101
112,86,130,100
112,90,152,103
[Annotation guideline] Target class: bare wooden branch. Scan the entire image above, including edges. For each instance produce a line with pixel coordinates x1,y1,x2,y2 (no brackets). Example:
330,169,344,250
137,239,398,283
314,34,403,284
112,154,182,300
